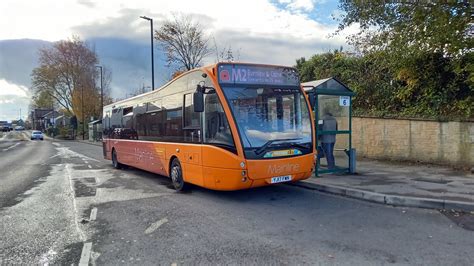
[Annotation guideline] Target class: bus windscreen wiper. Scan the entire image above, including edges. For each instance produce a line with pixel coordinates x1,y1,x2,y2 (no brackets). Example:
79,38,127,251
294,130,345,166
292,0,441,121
288,142,311,151
255,138,302,155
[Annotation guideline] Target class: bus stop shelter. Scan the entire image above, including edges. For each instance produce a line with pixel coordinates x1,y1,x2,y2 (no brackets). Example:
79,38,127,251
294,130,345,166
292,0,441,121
88,120,102,141
302,78,356,176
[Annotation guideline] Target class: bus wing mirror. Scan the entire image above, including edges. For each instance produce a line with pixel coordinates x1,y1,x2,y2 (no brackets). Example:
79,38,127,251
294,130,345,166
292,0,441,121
193,90,204,112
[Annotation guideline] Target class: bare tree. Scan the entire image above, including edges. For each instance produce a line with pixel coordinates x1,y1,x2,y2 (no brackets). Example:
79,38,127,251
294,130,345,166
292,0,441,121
212,37,241,63
218,45,240,62
155,14,212,71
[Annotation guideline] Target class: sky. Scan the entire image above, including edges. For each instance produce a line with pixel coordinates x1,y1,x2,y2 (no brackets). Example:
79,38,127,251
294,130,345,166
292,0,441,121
0,0,356,122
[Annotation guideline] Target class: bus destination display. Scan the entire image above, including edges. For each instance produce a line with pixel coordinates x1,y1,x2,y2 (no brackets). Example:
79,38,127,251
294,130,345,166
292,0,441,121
218,64,299,86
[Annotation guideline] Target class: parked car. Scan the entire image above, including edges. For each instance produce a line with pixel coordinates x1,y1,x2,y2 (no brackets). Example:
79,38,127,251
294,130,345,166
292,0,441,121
15,126,24,131
31,131,44,140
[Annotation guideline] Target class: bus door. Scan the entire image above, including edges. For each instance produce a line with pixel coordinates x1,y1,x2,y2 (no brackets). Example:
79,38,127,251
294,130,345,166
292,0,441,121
102,109,112,157
181,93,203,185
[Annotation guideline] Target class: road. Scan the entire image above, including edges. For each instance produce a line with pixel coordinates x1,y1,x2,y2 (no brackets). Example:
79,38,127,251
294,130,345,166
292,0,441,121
1,130,474,265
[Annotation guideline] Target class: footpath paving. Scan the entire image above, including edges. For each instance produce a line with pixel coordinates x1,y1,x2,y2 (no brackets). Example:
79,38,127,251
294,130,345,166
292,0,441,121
293,159,474,212
75,138,102,147
71,139,474,212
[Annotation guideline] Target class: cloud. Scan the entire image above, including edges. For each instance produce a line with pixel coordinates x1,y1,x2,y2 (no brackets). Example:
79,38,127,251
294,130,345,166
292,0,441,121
277,0,315,12
72,8,165,41
85,37,173,99
0,0,358,108
77,0,96,8
209,28,347,66
0,79,30,121
0,99,14,104
0,39,51,86
0,79,30,97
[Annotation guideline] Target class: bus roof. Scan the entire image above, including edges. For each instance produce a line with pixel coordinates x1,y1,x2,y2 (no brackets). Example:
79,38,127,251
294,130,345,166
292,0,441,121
104,62,298,110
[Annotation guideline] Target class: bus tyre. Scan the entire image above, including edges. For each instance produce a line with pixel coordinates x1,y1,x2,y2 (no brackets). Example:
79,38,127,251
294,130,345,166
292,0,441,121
112,149,123,169
170,159,188,192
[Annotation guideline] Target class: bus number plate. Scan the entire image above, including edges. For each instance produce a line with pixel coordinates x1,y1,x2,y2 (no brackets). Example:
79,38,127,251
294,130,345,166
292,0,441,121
271,175,292,184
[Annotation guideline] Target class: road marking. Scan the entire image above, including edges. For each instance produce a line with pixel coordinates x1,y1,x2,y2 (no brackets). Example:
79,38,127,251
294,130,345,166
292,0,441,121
144,218,168,234
2,142,20,151
88,165,92,169
66,164,86,241
55,146,101,162
52,142,60,146
49,154,60,159
90,207,97,221
79,242,92,266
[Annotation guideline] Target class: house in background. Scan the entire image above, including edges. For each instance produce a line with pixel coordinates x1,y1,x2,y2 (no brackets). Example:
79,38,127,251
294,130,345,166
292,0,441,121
42,110,61,129
30,109,53,130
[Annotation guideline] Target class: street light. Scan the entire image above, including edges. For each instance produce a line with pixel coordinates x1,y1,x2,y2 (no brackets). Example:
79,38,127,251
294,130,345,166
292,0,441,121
96,65,103,117
82,84,85,140
140,15,155,91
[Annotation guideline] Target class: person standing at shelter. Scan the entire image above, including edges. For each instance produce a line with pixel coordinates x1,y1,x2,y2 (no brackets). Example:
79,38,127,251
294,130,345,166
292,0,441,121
319,109,337,169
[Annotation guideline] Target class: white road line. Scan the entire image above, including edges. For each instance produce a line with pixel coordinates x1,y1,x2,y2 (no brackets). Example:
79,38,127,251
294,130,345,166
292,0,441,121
52,142,60,146
90,207,97,221
49,154,60,159
88,165,92,169
2,142,20,151
79,242,92,266
144,218,169,234
66,164,86,241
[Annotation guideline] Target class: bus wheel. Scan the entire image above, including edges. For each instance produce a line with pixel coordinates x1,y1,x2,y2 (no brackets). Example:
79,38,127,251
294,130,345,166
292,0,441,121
170,159,188,192
112,149,123,169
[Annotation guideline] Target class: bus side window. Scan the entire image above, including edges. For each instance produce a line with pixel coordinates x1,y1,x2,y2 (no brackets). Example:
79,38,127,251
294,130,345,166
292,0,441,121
110,108,122,138
103,110,111,135
183,93,201,143
163,94,183,142
134,103,147,139
145,100,163,141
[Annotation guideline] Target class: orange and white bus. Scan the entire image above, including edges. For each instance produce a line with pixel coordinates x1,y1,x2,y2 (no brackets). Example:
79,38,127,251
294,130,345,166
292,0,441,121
102,62,315,191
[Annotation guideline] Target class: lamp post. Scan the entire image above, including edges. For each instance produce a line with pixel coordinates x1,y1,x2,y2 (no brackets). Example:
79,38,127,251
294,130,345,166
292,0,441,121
96,65,103,117
82,85,85,140
51,103,55,139
139,15,155,91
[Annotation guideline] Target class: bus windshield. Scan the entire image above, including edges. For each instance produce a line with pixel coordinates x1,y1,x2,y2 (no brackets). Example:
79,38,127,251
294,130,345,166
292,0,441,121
222,86,312,158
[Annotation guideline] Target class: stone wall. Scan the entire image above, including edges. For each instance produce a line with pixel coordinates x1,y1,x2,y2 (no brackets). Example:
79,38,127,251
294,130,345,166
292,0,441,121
350,117,474,168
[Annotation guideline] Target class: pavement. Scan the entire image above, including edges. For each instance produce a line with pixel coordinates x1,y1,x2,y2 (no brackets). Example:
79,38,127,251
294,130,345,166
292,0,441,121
293,159,474,212
74,138,102,147
72,138,474,212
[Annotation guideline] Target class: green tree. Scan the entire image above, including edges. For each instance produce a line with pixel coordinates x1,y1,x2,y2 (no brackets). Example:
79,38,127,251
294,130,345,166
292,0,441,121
318,0,474,120
336,1,472,57
31,90,54,109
